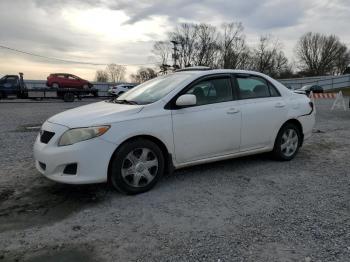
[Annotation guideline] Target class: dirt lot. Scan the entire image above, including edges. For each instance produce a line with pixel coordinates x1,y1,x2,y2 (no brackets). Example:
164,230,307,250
0,99,349,262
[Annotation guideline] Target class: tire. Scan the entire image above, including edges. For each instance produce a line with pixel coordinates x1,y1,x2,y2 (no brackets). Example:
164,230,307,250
109,139,165,195
63,92,75,102
52,83,59,89
272,123,301,161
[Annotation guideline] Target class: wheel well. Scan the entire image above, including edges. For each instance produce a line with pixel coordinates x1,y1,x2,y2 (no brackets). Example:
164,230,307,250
282,119,304,146
107,135,173,182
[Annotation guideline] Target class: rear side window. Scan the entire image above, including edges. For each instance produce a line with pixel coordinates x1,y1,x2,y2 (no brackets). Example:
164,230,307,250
67,75,77,80
236,75,280,99
268,83,280,97
185,77,233,106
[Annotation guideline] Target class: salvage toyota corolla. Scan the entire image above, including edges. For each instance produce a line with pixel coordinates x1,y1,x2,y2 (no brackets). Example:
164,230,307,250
34,68,315,194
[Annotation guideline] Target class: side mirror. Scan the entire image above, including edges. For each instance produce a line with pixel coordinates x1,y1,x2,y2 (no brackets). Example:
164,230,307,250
176,94,197,107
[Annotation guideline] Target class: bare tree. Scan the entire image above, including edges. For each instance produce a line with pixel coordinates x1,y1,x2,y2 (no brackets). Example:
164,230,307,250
152,41,172,74
95,70,109,82
152,41,172,65
193,24,220,67
106,64,126,83
170,23,198,68
296,32,348,76
130,67,157,83
250,36,289,77
219,22,248,69
154,22,292,77
334,49,350,75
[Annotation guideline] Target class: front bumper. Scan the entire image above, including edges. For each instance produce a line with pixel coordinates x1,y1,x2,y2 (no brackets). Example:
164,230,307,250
33,121,116,184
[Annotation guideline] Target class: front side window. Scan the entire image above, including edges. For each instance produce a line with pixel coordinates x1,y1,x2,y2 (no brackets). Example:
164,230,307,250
185,77,233,106
236,75,280,99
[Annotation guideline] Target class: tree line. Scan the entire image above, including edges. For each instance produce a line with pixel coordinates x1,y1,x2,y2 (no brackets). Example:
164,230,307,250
96,22,350,83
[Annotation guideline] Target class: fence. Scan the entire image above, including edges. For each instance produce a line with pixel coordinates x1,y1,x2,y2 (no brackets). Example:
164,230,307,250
278,74,350,92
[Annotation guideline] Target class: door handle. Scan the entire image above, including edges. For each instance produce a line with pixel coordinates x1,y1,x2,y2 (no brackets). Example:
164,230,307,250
227,108,240,114
275,102,286,108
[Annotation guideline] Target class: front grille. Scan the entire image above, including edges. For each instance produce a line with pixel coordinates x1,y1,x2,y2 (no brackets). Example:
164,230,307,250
40,130,55,144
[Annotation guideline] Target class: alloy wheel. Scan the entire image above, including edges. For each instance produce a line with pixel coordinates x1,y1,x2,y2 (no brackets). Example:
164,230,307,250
280,129,299,157
121,148,159,188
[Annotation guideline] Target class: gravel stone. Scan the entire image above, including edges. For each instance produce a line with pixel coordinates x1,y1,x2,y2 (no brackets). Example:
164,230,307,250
0,98,349,261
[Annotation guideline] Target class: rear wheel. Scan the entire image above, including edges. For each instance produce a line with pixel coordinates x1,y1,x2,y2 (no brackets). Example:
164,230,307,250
63,92,75,102
109,139,164,194
272,123,301,161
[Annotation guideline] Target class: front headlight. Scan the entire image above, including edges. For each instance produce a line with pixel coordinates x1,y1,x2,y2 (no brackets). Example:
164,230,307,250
58,125,110,146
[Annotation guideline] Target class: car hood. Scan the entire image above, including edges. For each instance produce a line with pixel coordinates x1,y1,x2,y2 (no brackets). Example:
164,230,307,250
48,101,143,128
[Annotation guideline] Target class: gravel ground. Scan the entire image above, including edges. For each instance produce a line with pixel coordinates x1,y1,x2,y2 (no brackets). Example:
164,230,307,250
0,98,349,262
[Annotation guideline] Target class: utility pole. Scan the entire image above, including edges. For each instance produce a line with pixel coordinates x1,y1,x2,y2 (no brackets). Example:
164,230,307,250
171,40,180,70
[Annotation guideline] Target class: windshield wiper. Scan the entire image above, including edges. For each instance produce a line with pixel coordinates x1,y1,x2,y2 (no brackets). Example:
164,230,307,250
113,99,139,105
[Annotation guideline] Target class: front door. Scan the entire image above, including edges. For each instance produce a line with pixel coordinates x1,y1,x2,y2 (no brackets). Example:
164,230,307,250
171,76,241,163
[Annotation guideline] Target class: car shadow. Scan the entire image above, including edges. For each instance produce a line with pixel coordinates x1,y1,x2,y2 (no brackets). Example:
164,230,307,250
0,179,113,233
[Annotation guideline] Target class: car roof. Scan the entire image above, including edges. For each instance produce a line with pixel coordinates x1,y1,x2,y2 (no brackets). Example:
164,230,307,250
51,73,74,76
3,75,18,78
173,69,279,80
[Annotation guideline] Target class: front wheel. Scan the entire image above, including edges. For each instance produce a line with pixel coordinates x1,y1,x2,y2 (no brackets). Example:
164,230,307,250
272,123,301,161
52,83,59,89
109,139,164,194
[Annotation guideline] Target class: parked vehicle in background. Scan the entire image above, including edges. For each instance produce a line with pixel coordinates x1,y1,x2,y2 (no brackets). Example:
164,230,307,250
295,84,324,96
0,73,98,102
108,84,137,96
0,74,27,98
34,68,316,195
46,73,93,89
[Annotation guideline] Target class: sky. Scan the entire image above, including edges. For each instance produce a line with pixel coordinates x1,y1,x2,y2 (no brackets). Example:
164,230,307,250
0,0,350,81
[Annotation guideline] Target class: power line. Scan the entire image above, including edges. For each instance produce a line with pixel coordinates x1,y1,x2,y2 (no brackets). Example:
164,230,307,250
0,44,156,67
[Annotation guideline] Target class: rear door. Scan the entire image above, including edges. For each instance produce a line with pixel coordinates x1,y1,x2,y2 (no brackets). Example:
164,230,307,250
56,74,68,88
233,74,288,151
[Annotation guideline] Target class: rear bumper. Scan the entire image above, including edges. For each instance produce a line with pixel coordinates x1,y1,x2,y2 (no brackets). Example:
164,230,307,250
298,112,315,141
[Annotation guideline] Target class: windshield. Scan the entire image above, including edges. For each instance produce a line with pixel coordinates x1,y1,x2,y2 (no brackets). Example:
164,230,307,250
116,73,191,105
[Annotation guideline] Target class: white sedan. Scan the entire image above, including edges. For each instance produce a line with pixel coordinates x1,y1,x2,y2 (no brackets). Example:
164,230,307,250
108,84,136,96
34,68,315,194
